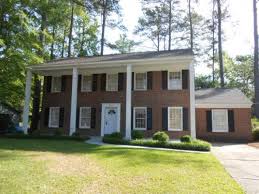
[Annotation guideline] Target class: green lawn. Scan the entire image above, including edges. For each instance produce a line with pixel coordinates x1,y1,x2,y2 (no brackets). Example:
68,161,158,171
0,138,243,194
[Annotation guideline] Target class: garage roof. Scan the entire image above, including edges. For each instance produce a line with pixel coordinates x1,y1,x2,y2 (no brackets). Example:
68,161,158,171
195,88,252,108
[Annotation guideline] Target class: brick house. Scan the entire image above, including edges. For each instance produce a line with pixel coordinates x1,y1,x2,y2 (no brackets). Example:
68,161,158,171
22,49,252,142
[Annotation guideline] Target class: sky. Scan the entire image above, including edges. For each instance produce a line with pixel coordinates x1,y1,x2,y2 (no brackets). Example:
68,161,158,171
106,0,256,75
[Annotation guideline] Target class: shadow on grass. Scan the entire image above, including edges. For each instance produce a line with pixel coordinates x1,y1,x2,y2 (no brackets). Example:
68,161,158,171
0,138,214,170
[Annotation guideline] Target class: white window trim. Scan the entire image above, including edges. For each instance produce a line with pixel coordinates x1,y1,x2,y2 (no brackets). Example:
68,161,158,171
133,107,147,130
48,107,60,128
168,107,183,131
81,75,92,92
106,74,118,92
168,71,182,90
134,72,147,91
51,76,61,93
212,109,229,133
79,107,91,129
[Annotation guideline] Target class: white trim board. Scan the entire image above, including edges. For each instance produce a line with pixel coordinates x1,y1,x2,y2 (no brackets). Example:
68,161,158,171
195,104,252,109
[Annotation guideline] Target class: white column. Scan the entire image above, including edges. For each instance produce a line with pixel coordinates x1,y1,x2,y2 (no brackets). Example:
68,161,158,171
22,70,32,134
125,64,132,140
69,67,78,136
189,63,196,139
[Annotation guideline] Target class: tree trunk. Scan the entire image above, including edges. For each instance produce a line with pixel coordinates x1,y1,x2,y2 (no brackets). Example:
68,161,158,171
100,0,107,56
68,1,74,57
80,26,85,56
61,28,66,58
212,0,216,84
50,26,55,60
217,0,224,88
168,0,172,50
253,0,259,117
188,0,193,50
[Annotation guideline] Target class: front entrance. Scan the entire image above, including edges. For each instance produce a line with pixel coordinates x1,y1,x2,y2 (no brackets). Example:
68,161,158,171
101,103,121,136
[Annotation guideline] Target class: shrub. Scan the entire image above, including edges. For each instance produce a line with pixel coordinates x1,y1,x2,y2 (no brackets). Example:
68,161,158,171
72,131,80,137
105,132,123,139
180,135,193,143
102,136,128,144
152,131,169,142
253,128,259,141
132,130,144,140
54,128,63,136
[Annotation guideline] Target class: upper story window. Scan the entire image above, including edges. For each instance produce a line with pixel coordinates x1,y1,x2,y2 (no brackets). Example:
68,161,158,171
81,75,92,92
133,107,147,130
106,74,118,91
51,76,62,93
79,107,91,129
168,107,183,131
168,72,182,90
49,107,60,128
135,72,147,90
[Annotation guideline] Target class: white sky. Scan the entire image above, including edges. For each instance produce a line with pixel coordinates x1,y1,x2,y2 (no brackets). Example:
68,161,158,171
105,0,256,75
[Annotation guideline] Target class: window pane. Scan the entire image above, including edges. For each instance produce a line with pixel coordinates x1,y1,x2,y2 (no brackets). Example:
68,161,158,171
212,110,228,132
169,108,182,130
80,107,91,128
82,75,92,91
169,72,181,90
49,107,60,127
52,77,61,92
107,74,118,91
135,73,147,90
134,108,146,129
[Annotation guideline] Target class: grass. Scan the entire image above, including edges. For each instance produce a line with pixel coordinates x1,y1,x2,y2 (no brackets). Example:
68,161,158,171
0,138,244,194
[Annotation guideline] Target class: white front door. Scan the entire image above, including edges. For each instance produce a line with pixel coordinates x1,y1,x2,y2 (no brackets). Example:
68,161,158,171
101,104,121,136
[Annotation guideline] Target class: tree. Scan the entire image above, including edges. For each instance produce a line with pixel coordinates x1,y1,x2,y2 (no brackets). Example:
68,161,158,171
253,0,259,117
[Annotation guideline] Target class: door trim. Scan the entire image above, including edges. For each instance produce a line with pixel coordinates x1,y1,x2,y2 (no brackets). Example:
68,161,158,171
101,103,121,136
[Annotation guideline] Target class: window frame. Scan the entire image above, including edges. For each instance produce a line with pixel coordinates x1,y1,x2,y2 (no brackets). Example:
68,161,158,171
79,107,91,129
133,107,147,130
48,107,60,128
106,73,118,91
168,107,183,131
134,72,147,91
168,71,182,90
81,75,92,92
51,76,62,93
212,109,229,133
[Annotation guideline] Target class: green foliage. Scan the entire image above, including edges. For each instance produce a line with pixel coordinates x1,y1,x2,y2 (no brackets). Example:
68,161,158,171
195,75,218,89
102,136,129,144
72,131,81,137
131,130,144,140
180,135,193,143
252,128,259,141
152,131,169,142
54,128,63,136
104,132,123,139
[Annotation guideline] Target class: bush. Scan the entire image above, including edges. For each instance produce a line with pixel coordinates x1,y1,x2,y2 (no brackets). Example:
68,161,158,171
152,131,169,142
132,130,144,140
102,136,128,144
180,135,193,143
105,132,123,139
72,131,80,137
54,128,63,136
253,128,259,141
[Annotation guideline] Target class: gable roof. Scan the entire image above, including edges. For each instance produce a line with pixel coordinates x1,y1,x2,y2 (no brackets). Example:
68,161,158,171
195,88,252,108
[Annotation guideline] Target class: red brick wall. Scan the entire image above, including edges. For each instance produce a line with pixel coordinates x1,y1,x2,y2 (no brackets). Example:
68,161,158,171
196,108,252,142
40,71,190,138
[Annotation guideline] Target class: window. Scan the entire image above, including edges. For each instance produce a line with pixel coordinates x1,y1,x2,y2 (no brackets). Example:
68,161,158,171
106,74,118,91
79,107,91,129
81,75,92,92
134,107,147,130
168,107,183,131
135,72,147,90
212,109,228,132
168,72,182,90
49,107,60,128
51,76,62,92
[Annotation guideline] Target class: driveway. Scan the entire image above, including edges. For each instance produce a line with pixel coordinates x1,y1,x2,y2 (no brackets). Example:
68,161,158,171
212,143,259,194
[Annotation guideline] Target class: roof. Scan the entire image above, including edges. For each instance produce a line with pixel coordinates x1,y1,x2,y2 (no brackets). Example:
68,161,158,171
40,49,193,66
195,88,252,108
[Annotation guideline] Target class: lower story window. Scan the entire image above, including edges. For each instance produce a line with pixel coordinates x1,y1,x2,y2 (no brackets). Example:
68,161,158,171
168,107,183,131
134,107,147,130
49,107,60,128
80,107,91,129
212,109,228,132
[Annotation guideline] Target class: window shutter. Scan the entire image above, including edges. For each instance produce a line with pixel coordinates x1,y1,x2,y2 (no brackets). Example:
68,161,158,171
162,107,168,130
46,76,52,93
228,110,235,132
132,72,134,90
118,73,124,91
44,108,49,127
76,107,79,129
131,107,134,130
78,75,82,92
162,71,168,90
101,73,106,91
206,110,212,132
61,76,66,92
92,74,98,91
182,70,189,89
147,72,153,90
183,108,189,131
147,108,152,130
59,108,65,128
91,108,96,128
